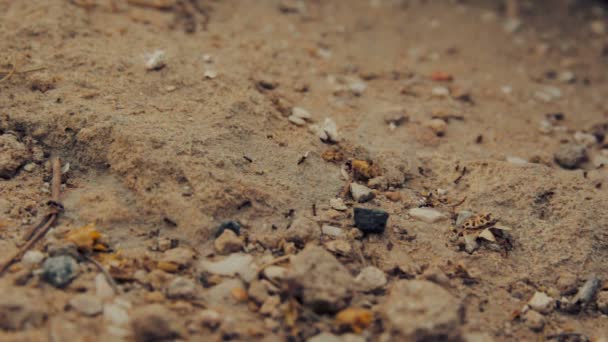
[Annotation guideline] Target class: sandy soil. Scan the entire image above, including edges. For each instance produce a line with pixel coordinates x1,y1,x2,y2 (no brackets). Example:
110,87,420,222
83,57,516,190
1,0,608,341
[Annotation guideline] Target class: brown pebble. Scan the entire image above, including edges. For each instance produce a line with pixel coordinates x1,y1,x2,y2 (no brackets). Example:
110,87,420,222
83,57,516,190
385,191,402,202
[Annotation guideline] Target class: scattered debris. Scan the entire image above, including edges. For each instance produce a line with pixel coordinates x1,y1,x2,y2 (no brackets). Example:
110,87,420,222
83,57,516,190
353,207,389,234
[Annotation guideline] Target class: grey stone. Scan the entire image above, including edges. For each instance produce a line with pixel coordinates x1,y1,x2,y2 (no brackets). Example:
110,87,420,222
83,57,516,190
381,280,462,340
42,255,80,288
554,144,587,169
288,246,354,313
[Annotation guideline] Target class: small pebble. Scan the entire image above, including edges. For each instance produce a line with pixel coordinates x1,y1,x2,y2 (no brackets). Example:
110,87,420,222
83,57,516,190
145,50,166,71
288,115,306,126
558,71,575,83
203,69,217,79
198,309,222,328
535,86,562,102
214,229,244,255
424,118,447,136
292,107,312,120
554,144,587,169
408,207,446,223
42,255,79,288
263,266,287,281
22,250,45,266
350,183,375,203
198,253,256,283
574,132,597,147
355,266,387,292
353,208,389,234
166,277,197,299
528,291,554,314
597,291,608,314
322,225,344,237
431,86,450,97
506,156,529,166
23,163,36,172
104,303,129,326
324,240,352,255
318,118,339,143
349,81,367,95
330,198,347,211
591,20,606,35
69,294,103,316
96,273,115,300
523,310,545,332
503,18,522,33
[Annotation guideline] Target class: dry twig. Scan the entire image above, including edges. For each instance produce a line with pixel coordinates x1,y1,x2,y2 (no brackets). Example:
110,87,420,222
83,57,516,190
0,158,63,275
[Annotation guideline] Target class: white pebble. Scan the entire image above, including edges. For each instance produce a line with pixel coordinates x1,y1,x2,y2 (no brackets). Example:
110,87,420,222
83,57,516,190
288,115,306,126
329,198,347,211
319,118,339,143
69,294,103,316
203,69,218,79
292,107,312,120
408,207,446,223
431,86,450,97
574,131,597,147
144,50,166,71
506,156,529,166
198,253,256,283
95,273,115,300
103,303,129,325
322,225,344,237
528,291,555,314
22,250,45,266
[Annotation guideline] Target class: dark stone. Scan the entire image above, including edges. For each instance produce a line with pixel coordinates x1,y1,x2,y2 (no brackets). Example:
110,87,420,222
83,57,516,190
354,208,389,234
41,255,79,288
214,221,241,238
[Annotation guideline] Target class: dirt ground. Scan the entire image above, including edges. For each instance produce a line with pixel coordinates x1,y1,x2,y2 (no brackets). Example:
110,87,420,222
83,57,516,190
1,0,608,341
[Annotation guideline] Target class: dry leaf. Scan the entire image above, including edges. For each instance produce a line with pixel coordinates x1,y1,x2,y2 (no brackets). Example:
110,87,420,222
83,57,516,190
336,307,374,333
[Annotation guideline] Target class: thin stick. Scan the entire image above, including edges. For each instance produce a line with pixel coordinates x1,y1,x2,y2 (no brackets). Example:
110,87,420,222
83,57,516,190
83,254,121,295
0,158,63,275
0,65,45,84
0,64,15,84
